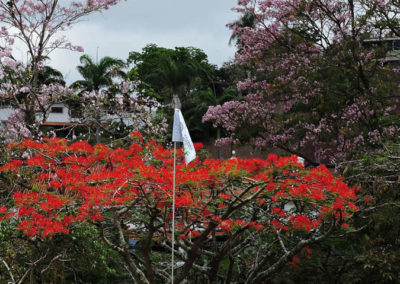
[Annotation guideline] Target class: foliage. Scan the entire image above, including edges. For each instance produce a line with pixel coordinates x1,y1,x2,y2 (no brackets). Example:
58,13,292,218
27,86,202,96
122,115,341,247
338,147,400,283
268,145,400,283
65,91,168,144
127,44,243,142
128,44,215,102
67,54,168,144
71,54,125,93
0,135,360,283
204,0,400,167
0,220,128,283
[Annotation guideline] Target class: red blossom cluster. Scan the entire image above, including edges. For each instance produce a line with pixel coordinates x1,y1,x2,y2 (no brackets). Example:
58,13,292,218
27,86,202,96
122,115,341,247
0,137,358,244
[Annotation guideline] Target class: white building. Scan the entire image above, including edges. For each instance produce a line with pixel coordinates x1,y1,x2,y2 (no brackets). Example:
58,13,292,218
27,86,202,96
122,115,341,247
364,37,400,67
0,103,74,129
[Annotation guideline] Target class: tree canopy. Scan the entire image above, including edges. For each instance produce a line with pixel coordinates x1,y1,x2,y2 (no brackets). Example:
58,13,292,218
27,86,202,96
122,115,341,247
128,44,216,103
204,0,400,167
0,136,360,283
71,54,125,93
0,0,123,139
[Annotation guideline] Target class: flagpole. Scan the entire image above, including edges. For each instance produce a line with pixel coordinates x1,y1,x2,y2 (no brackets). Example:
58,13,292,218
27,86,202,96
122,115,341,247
171,141,176,283
171,102,196,283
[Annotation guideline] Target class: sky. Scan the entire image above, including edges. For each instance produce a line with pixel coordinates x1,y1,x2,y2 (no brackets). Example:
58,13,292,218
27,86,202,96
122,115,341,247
49,0,238,84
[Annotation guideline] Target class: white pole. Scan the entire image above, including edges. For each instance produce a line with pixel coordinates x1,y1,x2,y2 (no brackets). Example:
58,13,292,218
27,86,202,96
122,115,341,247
171,142,177,283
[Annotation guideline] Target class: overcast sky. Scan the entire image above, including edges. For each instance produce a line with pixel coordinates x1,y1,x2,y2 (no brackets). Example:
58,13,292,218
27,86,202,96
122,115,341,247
49,0,238,84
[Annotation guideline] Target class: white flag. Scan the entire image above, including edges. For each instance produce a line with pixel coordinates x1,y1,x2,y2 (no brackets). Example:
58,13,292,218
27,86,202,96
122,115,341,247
172,109,196,164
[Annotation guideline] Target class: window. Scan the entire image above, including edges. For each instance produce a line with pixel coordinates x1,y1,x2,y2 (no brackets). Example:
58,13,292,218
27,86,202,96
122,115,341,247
393,40,400,50
51,107,63,113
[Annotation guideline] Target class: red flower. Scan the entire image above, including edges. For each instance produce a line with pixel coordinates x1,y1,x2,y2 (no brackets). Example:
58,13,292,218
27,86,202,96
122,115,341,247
193,142,204,151
301,247,312,258
129,131,143,142
255,223,265,231
1,137,358,242
289,255,300,269
218,193,230,200
190,230,201,237
363,195,373,204
0,159,23,172
291,215,313,232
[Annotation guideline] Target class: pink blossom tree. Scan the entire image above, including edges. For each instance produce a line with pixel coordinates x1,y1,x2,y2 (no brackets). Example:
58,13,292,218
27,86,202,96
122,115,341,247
67,53,168,143
0,0,124,139
204,0,400,167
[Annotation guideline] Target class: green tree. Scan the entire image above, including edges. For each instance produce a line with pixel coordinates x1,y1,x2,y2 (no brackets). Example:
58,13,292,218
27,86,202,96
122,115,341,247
144,55,199,103
71,54,124,93
128,45,223,142
37,65,66,86
128,44,216,103
70,54,125,142
128,45,246,144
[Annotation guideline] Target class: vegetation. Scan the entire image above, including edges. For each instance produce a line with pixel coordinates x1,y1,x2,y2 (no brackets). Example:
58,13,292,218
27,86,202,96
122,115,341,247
71,54,124,94
0,0,400,283
0,136,360,283
204,0,400,167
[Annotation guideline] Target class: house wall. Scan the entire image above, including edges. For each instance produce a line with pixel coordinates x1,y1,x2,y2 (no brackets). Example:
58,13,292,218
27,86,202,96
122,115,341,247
0,103,71,123
46,103,71,123
0,107,14,122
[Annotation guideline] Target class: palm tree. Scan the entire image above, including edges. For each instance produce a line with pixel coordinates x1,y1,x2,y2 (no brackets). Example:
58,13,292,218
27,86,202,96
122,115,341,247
37,65,65,86
71,54,124,143
229,11,256,46
71,54,124,93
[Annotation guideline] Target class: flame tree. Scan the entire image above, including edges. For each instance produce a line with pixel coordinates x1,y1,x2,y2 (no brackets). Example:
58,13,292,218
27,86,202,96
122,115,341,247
0,134,361,283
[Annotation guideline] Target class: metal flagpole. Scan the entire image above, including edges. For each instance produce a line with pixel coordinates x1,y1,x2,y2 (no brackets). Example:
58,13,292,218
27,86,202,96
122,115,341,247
171,141,177,283
171,96,180,284
171,96,195,282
